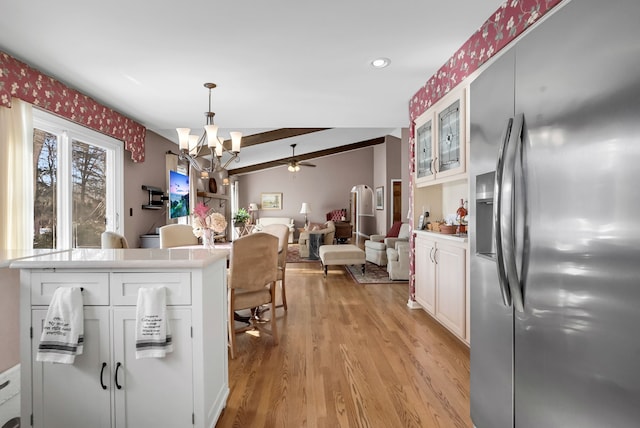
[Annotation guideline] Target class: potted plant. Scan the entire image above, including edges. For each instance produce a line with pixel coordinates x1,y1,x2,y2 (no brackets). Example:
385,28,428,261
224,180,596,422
233,208,251,226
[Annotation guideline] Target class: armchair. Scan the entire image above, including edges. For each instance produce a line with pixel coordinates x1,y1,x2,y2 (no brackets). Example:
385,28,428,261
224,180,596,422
364,222,411,266
386,241,410,280
298,221,335,259
326,209,347,222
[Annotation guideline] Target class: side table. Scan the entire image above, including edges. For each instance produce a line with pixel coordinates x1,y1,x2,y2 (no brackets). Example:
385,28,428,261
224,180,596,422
234,223,255,239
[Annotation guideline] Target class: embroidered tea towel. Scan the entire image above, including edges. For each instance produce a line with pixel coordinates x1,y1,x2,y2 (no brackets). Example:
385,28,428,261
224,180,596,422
36,287,84,364
135,287,173,359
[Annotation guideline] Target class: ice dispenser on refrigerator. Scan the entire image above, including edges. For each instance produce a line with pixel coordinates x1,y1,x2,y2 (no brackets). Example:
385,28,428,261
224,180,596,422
475,171,495,259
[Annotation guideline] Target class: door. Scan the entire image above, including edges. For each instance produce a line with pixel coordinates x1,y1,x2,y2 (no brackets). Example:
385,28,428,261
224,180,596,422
414,235,436,314
434,243,466,339
112,307,193,428
31,307,111,428
469,48,516,428
391,180,402,223
513,0,640,426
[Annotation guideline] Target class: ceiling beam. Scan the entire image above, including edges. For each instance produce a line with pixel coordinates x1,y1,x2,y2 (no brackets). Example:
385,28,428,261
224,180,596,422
227,136,386,175
220,128,329,151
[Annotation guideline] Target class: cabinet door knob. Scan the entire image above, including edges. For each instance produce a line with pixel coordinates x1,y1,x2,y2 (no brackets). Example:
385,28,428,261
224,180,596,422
115,362,123,389
100,362,107,390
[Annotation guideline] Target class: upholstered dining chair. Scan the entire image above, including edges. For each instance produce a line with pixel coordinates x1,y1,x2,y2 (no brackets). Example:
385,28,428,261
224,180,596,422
101,231,129,249
159,224,198,248
260,224,290,311
228,232,279,359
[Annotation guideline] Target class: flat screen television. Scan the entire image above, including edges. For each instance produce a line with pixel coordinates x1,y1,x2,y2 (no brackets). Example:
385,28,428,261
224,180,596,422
169,170,190,219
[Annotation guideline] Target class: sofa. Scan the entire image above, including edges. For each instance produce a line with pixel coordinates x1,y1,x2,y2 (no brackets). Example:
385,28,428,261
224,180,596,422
298,221,335,258
364,222,411,266
386,241,410,280
255,217,295,243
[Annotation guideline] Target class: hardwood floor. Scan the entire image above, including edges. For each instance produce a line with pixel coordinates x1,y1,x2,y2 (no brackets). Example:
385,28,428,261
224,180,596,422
216,254,471,428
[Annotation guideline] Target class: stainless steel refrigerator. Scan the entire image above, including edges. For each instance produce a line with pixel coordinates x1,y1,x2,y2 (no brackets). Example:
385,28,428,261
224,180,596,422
469,0,640,427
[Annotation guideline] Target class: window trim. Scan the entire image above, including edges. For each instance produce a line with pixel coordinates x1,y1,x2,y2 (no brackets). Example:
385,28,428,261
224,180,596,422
33,108,124,249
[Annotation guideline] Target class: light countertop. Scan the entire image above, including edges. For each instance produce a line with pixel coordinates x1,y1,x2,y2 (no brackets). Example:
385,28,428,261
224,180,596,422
9,248,229,269
414,229,469,243
0,249,70,268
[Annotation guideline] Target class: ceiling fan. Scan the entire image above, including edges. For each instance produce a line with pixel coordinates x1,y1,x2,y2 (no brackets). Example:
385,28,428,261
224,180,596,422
281,143,316,172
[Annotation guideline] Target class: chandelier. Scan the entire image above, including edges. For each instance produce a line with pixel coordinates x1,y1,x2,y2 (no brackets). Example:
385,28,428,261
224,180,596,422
176,82,241,178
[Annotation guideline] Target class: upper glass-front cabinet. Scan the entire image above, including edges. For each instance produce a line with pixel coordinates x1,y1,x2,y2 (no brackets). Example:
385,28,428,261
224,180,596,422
414,88,466,186
438,98,461,173
416,118,434,181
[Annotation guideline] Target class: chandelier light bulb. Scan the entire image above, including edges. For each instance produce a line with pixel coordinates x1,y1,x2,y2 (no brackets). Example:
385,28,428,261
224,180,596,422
188,135,199,153
215,137,224,157
204,125,219,148
176,128,191,151
230,132,242,153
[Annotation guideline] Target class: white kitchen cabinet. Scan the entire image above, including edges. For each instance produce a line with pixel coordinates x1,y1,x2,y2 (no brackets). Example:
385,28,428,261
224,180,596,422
112,308,193,428
414,232,468,343
31,307,193,428
16,249,229,428
414,88,467,187
31,307,111,428
434,242,466,339
414,234,436,314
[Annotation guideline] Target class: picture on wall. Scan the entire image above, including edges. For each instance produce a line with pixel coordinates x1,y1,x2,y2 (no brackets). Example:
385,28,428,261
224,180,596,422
375,186,384,210
169,170,190,218
261,192,283,210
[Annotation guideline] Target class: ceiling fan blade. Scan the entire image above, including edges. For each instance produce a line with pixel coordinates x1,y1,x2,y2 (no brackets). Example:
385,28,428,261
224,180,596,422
299,162,316,167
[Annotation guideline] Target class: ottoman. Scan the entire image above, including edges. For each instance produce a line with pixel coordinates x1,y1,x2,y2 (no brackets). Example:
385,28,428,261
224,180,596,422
319,244,365,277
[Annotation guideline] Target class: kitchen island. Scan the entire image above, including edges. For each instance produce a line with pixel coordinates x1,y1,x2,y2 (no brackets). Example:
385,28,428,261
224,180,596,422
12,248,229,428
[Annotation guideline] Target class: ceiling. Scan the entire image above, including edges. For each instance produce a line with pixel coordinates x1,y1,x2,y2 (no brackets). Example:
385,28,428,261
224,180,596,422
0,0,503,172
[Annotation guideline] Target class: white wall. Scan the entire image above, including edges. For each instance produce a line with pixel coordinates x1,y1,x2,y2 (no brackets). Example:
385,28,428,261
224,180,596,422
123,130,176,247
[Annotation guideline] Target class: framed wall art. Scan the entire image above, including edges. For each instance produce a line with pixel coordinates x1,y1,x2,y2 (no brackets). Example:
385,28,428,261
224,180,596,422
375,186,384,210
261,192,283,210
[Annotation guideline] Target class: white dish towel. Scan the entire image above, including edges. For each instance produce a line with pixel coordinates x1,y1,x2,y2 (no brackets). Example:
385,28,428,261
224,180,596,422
135,287,173,359
36,287,84,364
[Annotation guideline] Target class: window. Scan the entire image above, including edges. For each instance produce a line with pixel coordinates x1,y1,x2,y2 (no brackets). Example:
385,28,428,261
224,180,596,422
33,109,124,249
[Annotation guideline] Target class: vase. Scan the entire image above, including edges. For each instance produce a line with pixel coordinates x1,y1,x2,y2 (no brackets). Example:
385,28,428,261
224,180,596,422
202,228,215,249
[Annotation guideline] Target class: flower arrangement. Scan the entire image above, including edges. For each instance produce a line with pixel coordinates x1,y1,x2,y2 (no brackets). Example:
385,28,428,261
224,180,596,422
192,202,227,238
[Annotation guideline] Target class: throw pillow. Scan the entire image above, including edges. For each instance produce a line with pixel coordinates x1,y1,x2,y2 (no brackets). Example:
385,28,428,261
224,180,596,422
386,221,402,238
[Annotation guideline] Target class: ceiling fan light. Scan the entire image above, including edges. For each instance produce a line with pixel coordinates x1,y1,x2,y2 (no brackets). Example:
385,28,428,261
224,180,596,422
204,125,218,147
230,131,242,152
176,128,191,150
288,164,295,172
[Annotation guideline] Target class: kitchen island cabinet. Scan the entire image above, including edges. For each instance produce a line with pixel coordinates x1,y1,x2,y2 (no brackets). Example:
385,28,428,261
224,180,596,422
13,248,229,428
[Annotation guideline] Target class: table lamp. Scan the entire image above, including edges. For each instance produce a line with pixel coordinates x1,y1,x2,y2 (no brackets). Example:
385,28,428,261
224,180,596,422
299,202,311,227
248,202,258,224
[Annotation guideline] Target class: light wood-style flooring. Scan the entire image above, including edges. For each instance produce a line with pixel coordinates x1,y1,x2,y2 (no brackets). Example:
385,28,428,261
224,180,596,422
216,244,471,428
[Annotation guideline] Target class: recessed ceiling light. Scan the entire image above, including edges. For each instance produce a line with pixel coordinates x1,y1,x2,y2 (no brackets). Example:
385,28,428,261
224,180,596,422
371,57,391,68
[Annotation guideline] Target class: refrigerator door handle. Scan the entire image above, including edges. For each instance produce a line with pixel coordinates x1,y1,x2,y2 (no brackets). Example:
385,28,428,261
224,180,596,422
500,113,525,312
494,117,514,307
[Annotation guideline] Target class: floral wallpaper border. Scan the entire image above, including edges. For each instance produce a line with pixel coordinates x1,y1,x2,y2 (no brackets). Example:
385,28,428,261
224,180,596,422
407,0,565,300
0,52,146,162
